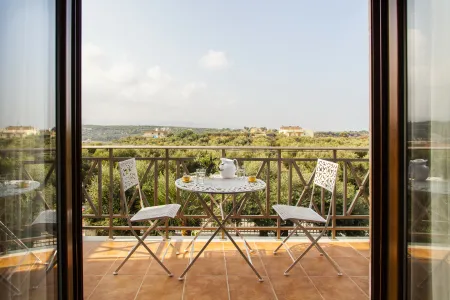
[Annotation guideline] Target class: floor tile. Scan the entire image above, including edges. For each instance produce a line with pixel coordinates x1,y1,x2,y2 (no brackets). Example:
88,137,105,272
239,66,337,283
310,276,369,300
349,242,370,258
135,275,184,300
184,275,228,300
228,275,276,300
351,276,369,296
108,257,152,275
83,258,117,276
300,257,343,277
146,258,188,277
83,275,103,298
270,276,323,300
334,256,369,276
315,243,360,258
85,242,131,259
188,256,226,276
87,275,143,300
225,256,267,277
263,256,307,277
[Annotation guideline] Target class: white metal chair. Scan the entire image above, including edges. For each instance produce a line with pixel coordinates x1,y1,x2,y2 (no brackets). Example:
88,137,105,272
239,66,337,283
273,159,342,276
113,158,180,276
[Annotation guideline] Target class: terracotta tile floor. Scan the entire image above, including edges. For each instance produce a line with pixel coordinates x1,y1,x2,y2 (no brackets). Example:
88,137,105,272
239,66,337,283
3,240,450,299
83,239,370,300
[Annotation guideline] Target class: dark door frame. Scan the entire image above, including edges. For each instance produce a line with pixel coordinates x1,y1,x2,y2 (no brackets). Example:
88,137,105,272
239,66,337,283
55,0,83,299
57,0,410,298
370,0,407,299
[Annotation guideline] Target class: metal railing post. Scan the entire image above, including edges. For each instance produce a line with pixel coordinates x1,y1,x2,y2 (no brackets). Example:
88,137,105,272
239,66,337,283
276,150,281,239
331,150,337,239
108,148,114,240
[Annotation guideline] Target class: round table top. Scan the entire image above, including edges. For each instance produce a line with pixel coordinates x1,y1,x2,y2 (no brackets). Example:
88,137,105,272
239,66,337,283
409,177,450,195
0,180,40,198
175,177,266,194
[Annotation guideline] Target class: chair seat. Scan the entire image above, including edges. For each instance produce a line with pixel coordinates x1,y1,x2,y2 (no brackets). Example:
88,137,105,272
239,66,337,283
130,204,181,222
273,204,326,223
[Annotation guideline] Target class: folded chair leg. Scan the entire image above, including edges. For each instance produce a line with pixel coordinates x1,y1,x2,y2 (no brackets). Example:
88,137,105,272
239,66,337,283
312,242,342,276
273,224,300,254
284,223,342,276
114,219,172,276
153,221,180,255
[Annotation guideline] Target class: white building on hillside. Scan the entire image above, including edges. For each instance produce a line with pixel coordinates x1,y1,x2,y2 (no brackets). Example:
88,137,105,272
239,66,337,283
279,126,314,137
279,126,304,137
0,126,40,138
143,127,170,138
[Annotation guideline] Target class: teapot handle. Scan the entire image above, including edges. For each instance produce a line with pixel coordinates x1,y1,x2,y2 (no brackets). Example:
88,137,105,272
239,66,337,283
233,159,239,169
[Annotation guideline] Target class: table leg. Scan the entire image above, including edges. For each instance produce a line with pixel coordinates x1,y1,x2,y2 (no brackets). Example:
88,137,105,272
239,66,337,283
200,196,263,282
178,194,263,282
182,215,214,253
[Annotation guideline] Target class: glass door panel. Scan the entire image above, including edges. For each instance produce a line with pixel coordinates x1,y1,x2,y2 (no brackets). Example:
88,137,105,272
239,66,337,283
407,0,450,299
0,1,57,299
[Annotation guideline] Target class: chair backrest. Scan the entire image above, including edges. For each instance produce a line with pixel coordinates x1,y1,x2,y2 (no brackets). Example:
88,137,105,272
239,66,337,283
118,158,145,217
313,159,338,193
118,158,139,192
306,159,339,224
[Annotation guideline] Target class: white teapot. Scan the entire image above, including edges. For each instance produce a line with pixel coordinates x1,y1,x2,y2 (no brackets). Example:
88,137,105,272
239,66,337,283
218,158,238,179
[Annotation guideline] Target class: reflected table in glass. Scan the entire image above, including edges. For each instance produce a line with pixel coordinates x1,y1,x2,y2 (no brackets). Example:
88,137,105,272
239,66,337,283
175,177,266,281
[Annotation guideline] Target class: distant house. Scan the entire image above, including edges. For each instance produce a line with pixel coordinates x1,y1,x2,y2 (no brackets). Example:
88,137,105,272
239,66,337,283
143,127,169,138
279,126,304,137
40,129,52,137
249,127,267,137
303,129,315,138
0,126,40,138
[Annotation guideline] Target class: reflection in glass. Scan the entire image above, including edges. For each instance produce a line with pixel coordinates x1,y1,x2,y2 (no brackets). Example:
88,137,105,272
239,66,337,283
407,0,450,299
0,1,57,299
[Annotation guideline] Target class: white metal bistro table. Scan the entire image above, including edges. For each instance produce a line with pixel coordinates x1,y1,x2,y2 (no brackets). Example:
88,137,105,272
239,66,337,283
175,176,266,281
0,180,41,198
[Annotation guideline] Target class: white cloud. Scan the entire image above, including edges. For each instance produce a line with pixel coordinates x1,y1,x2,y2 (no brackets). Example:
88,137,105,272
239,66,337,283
83,43,103,59
107,62,137,84
181,82,207,99
82,43,240,127
199,50,230,70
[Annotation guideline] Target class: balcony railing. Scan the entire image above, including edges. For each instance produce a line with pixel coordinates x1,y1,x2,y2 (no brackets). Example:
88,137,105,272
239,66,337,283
1,146,370,239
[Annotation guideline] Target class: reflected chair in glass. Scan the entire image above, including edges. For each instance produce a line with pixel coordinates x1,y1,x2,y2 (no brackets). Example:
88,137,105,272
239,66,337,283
273,159,342,276
30,209,57,287
113,158,180,276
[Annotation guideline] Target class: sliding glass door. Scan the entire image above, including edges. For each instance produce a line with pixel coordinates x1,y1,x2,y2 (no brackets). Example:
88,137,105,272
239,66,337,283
0,1,58,299
406,0,450,299
0,0,82,299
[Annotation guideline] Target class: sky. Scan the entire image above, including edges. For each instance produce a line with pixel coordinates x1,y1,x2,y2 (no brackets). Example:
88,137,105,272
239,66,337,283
0,0,55,130
0,0,370,131
81,0,370,131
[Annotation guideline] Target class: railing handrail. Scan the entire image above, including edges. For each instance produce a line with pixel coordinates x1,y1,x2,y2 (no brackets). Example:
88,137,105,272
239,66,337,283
81,145,369,151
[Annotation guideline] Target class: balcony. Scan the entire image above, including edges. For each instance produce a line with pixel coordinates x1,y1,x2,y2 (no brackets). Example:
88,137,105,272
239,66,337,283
1,145,447,299
0,145,373,299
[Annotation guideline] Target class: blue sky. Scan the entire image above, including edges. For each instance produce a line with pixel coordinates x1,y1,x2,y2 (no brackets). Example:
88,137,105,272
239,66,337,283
0,0,55,129
82,0,370,131
0,0,370,131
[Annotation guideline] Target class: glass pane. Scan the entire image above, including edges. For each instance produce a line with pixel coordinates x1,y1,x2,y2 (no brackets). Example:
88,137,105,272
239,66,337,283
0,1,57,299
407,0,450,299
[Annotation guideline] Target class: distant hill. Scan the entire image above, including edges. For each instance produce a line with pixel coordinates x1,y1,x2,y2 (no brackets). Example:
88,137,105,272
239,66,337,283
82,125,237,142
